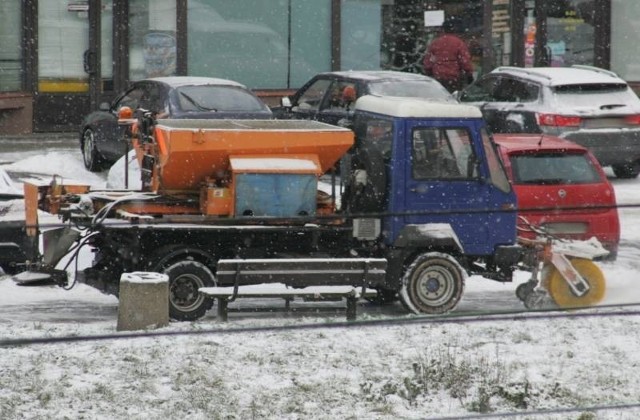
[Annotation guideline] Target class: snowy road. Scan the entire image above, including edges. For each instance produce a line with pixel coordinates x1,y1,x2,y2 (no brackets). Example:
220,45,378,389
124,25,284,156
1,143,640,322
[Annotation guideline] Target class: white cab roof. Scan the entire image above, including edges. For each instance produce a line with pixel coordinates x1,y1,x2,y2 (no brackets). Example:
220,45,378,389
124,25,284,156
355,95,482,119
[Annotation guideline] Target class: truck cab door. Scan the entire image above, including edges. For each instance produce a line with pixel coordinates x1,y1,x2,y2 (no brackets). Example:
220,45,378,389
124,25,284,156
397,120,516,256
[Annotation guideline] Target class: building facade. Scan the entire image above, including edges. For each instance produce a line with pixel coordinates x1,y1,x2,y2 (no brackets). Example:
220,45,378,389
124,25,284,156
0,0,632,134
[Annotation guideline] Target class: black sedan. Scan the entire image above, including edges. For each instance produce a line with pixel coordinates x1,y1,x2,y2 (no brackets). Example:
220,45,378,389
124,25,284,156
80,76,272,171
272,70,456,126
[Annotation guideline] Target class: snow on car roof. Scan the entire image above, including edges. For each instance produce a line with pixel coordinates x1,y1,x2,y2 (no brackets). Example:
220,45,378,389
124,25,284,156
493,133,588,153
493,66,625,87
355,95,482,119
317,70,438,82
147,76,246,88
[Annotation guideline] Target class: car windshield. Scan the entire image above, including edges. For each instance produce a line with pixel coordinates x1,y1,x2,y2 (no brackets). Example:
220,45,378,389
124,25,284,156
368,80,455,102
176,85,266,112
551,83,638,109
510,152,602,185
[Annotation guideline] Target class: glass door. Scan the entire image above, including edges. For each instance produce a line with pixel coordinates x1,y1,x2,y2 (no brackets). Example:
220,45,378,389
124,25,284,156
522,0,596,68
35,0,113,131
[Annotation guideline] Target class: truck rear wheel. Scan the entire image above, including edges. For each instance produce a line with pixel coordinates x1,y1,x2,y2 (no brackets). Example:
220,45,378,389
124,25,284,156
164,260,216,321
399,253,465,314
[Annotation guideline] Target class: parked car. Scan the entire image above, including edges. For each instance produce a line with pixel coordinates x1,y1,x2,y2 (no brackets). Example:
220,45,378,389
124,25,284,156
80,76,273,171
272,70,456,126
494,133,620,259
458,65,640,178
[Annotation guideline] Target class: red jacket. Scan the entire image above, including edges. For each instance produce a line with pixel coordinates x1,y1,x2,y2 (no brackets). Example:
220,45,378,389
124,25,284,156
423,34,473,82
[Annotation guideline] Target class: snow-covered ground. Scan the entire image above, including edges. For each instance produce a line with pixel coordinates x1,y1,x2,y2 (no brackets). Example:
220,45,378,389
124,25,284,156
2,150,640,419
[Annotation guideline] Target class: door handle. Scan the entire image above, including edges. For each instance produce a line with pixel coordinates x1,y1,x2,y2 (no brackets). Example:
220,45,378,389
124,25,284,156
83,49,96,74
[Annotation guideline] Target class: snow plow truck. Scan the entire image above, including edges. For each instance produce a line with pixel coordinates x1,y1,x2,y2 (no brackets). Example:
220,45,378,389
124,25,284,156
12,95,606,320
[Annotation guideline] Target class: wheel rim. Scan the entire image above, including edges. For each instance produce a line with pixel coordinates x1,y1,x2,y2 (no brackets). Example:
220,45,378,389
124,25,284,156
170,273,205,312
544,258,606,308
83,130,94,167
414,264,457,307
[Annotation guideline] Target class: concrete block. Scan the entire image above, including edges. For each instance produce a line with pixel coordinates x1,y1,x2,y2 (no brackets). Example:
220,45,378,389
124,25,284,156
117,272,169,331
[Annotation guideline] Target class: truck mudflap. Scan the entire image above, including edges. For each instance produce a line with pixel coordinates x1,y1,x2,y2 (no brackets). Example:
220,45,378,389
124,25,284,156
494,244,524,267
474,244,523,282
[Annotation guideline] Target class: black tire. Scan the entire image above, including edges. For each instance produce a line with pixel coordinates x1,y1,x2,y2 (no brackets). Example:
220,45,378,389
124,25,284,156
515,280,536,302
82,128,102,172
399,253,465,314
612,162,640,179
164,260,216,321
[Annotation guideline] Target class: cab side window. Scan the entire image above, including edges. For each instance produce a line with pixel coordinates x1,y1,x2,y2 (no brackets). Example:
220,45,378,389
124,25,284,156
493,78,539,102
459,76,499,102
144,84,166,113
481,128,511,193
115,87,144,110
295,79,332,111
412,127,476,180
323,81,357,111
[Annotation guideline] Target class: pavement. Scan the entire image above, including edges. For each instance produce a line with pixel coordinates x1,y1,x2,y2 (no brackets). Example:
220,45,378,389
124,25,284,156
0,132,76,142
0,132,78,155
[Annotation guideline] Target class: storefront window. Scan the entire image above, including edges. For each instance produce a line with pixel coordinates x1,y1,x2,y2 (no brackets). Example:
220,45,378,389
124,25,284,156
130,0,177,80
341,0,382,71
101,2,114,82
38,1,90,92
492,0,511,67
611,1,640,81
38,0,113,92
546,0,595,67
290,0,331,87
187,0,329,89
418,1,484,76
0,2,22,91
525,0,595,68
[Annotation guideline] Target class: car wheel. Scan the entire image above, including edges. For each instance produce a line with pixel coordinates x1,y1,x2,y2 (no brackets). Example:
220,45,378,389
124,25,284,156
612,162,640,179
82,128,102,172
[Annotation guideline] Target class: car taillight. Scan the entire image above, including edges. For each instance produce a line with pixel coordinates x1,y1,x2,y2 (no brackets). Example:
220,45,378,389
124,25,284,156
536,113,582,127
624,114,640,125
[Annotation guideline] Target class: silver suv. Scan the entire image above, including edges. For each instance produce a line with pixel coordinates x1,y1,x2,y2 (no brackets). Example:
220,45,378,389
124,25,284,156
459,65,640,178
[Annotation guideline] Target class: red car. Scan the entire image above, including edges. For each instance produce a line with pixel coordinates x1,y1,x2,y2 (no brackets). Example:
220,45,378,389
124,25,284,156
493,134,620,258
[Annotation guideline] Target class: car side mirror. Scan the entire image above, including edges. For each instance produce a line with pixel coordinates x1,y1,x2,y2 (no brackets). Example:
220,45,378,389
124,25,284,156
100,102,110,111
281,97,292,109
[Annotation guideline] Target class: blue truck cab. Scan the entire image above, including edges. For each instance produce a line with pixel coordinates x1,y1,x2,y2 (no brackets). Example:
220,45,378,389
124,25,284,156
343,95,521,313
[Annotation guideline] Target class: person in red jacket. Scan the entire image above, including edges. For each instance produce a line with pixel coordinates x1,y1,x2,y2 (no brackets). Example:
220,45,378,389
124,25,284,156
423,18,474,93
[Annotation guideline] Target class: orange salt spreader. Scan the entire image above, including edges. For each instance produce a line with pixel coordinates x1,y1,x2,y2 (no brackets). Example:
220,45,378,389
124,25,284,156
127,116,354,217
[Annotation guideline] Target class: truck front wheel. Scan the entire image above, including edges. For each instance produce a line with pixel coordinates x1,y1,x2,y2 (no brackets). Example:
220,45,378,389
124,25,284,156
164,260,216,321
399,253,466,314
